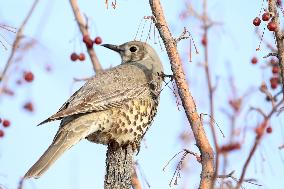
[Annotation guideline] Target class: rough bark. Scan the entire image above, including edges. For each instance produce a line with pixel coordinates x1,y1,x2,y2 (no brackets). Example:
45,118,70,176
268,0,284,99
104,143,134,189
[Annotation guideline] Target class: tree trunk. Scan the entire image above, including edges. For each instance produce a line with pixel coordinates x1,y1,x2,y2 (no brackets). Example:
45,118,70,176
104,143,134,189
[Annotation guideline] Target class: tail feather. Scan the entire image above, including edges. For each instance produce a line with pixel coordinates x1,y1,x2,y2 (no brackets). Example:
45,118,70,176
24,112,102,179
24,130,81,179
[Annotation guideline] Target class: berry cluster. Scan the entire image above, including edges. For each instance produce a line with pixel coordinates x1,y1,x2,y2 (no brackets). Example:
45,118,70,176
70,52,86,62
250,57,280,90
253,12,277,32
269,58,280,89
83,35,102,49
70,35,103,62
0,118,11,138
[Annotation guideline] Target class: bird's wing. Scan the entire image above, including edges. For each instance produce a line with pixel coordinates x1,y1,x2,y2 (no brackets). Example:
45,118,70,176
38,64,150,125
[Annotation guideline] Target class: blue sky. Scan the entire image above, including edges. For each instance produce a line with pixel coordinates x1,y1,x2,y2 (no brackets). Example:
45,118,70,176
1,0,284,189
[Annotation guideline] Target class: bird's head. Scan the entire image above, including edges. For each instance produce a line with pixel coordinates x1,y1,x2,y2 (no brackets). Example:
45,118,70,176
101,41,161,64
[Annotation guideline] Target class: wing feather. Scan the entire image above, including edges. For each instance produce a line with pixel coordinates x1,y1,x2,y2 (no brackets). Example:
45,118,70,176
38,64,151,125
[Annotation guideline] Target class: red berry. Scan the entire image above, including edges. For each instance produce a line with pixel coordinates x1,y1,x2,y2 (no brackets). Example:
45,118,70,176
0,130,4,137
83,35,93,49
277,0,282,6
86,41,94,48
270,84,278,90
94,36,102,45
3,119,10,127
267,21,277,31
201,35,207,46
78,53,86,61
266,127,272,133
83,35,90,43
253,17,261,26
24,71,34,82
251,57,258,64
23,102,34,112
262,12,270,21
270,77,278,89
272,65,279,74
70,53,78,61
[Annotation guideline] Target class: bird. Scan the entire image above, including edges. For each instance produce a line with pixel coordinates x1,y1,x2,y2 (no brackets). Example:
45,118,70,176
24,41,164,179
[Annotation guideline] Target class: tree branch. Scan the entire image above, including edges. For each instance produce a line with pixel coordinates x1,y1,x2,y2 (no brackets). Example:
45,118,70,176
149,0,214,188
235,99,284,189
268,0,284,99
0,0,39,83
69,0,102,73
200,1,219,188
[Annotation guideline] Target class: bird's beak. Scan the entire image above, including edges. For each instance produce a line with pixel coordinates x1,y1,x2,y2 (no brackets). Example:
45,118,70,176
101,44,123,53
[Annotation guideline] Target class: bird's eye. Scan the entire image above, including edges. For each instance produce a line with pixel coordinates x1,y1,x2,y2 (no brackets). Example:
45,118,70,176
129,46,137,52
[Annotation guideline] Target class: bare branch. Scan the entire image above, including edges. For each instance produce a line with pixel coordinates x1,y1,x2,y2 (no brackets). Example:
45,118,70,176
149,1,214,188
268,0,284,99
234,133,261,189
163,149,201,187
0,0,39,83
218,171,262,187
249,106,267,118
235,99,283,189
174,27,189,43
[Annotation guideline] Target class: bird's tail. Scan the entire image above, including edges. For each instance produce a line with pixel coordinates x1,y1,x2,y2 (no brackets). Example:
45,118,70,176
24,128,89,179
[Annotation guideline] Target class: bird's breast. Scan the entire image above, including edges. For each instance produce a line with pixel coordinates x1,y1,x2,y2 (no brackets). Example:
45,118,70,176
86,97,158,147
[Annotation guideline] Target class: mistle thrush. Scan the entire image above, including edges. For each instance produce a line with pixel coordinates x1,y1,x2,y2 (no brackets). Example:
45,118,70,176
24,41,164,179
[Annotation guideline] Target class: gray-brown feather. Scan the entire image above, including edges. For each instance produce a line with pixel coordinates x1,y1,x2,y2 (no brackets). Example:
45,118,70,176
38,61,161,126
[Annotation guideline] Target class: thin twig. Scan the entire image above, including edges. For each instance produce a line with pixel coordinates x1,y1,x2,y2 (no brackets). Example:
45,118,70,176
249,107,267,118
263,52,278,58
0,0,39,82
218,171,262,187
174,27,189,43
235,99,284,189
199,1,219,188
255,27,277,51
